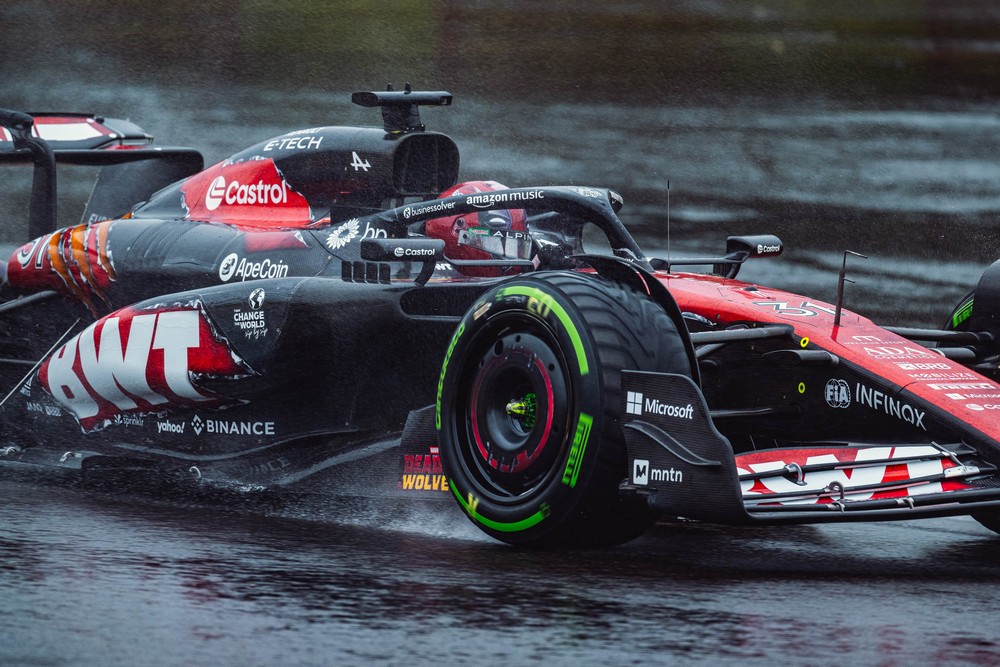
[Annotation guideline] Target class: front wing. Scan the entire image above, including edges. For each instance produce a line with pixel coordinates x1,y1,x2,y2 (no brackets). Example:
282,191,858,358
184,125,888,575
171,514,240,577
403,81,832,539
620,371,1000,524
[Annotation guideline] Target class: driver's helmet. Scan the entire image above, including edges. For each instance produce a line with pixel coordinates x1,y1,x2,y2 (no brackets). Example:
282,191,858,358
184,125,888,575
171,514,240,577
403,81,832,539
425,181,531,277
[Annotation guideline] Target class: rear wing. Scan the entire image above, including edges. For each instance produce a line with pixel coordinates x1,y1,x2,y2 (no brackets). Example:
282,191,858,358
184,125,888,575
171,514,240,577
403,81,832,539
0,111,203,237
0,111,153,151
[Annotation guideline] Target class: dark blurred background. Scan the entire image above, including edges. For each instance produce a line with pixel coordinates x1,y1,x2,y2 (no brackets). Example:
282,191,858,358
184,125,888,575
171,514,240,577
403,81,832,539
3,0,1000,324
8,1,1000,102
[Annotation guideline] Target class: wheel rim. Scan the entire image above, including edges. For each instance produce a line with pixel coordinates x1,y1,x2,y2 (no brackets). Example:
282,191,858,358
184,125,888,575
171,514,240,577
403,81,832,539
459,324,570,502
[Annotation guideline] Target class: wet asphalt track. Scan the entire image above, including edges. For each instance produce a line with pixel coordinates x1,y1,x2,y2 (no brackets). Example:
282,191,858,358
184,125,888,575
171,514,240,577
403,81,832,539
4,477,1000,665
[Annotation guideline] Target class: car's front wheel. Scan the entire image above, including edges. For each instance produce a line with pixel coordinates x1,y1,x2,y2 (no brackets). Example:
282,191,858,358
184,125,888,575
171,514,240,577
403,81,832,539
436,271,692,547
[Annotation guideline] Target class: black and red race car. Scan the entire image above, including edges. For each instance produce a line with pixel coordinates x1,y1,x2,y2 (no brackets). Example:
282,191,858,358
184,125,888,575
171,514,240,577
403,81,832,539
2,88,1000,547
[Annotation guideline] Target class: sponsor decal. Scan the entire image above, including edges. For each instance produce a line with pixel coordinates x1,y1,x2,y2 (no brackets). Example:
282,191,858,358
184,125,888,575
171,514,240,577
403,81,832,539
204,176,288,211
285,127,325,135
840,335,944,356
37,306,246,432
824,379,851,408
402,199,456,219
190,414,275,436
204,175,226,210
753,301,836,318
233,310,266,338
400,445,450,492
326,219,360,250
863,345,939,360
927,382,998,391
966,403,1000,411
946,392,1000,401
7,220,117,314
570,186,602,198
907,371,980,381
232,288,268,339
218,252,289,282
625,391,694,419
854,383,926,430
738,445,964,501
25,401,61,417
651,467,683,483
633,459,649,485
757,244,781,254
0,117,112,143
632,459,682,486
362,223,387,239
182,159,312,226
392,246,436,258
248,288,265,310
157,419,185,434
846,335,884,343
113,413,144,428
468,227,530,241
466,190,544,209
16,236,46,270
262,135,323,152
896,362,951,371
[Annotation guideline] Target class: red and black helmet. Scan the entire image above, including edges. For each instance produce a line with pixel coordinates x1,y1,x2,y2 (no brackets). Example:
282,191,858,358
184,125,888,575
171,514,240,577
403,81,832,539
425,181,531,277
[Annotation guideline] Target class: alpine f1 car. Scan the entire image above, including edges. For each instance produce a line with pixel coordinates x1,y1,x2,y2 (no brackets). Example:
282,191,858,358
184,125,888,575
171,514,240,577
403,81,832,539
3,88,1000,548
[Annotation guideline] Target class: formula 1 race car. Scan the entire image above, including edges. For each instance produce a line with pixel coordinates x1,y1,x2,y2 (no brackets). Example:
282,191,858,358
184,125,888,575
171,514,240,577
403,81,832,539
4,88,1000,548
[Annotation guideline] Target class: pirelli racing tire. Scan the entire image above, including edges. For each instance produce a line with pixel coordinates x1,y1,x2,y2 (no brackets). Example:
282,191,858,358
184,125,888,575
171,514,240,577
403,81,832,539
944,290,975,332
436,272,693,547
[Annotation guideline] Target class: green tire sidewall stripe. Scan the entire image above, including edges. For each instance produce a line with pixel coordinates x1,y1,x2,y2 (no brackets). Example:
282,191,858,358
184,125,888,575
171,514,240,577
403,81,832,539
496,284,590,376
451,483,549,532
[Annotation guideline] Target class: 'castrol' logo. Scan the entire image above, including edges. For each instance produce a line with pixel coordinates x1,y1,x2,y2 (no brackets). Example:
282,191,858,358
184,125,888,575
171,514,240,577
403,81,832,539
205,176,226,210
393,246,436,257
205,176,288,211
